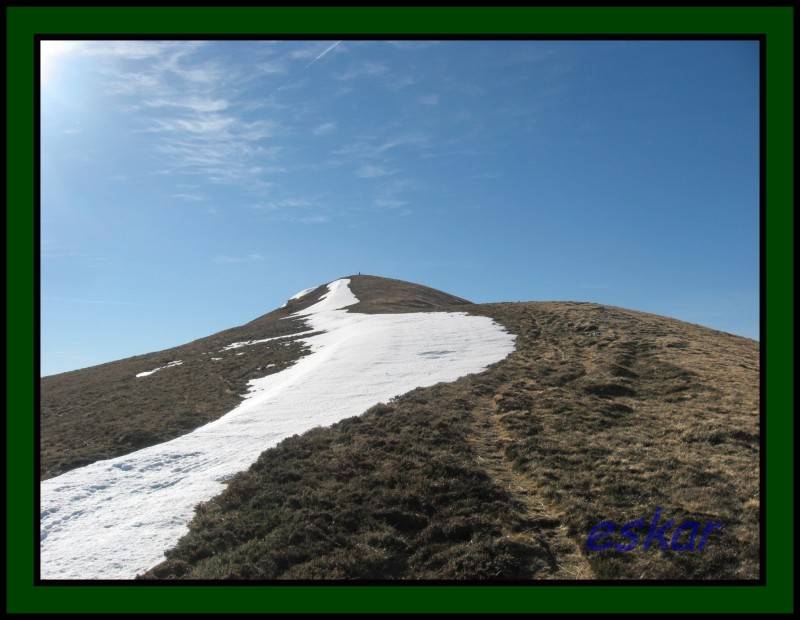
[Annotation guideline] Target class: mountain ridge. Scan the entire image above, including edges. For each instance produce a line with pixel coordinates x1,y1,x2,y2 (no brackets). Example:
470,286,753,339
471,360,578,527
40,275,470,479
39,275,759,580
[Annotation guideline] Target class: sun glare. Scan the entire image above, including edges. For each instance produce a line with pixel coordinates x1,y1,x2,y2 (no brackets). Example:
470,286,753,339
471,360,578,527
40,41,78,87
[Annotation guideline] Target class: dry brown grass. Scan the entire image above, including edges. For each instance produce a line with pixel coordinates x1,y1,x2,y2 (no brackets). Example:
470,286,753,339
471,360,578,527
39,290,327,479
466,301,759,579
345,274,471,314
142,286,759,580
41,276,759,579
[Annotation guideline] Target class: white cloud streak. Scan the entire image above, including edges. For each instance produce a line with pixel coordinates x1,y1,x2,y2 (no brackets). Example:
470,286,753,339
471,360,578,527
334,61,387,81
144,96,229,113
312,122,337,136
171,193,206,202
76,41,283,189
356,164,393,178
304,40,342,68
250,198,312,211
213,253,265,264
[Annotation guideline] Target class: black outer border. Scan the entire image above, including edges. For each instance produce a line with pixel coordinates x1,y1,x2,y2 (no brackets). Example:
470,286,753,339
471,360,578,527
33,33,767,587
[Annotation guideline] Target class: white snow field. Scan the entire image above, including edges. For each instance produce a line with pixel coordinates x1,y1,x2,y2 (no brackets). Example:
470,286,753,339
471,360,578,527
40,279,516,579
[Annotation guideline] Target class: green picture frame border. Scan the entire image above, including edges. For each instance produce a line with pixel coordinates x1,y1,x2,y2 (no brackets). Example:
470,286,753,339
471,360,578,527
6,4,794,614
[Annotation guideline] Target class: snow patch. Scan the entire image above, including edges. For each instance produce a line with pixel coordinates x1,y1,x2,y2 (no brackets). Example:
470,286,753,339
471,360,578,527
279,286,318,308
135,361,183,378
220,330,314,352
290,286,316,300
41,278,515,579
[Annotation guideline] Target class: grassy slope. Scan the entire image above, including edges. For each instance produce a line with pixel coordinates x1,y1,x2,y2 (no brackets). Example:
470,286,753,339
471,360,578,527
142,300,759,580
39,287,329,479
345,274,471,313
40,277,472,480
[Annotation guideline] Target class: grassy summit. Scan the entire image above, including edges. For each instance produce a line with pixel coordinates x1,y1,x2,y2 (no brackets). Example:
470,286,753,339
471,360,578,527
134,285,758,580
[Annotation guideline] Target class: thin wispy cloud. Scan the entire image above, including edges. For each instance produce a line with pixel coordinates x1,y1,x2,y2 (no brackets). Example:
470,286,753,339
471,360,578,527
312,122,337,136
257,59,288,75
42,296,141,306
385,75,417,90
355,177,419,216
261,212,331,225
334,61,387,81
80,42,277,189
60,40,439,203
158,48,222,85
49,40,529,225
251,198,312,211
305,40,342,68
77,40,190,61
418,93,439,106
103,71,160,95
171,193,206,202
150,115,236,135
213,253,265,265
97,40,348,192
356,164,393,178
333,132,430,160
144,96,229,113
385,41,441,51
299,215,330,224
374,197,409,209
150,114,279,184
373,133,430,156
289,45,319,60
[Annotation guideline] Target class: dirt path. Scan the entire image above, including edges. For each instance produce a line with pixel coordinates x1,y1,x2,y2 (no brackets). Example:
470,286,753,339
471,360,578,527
469,392,594,580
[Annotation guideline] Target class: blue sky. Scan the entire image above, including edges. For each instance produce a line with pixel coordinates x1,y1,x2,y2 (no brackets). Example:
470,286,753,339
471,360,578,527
40,40,759,375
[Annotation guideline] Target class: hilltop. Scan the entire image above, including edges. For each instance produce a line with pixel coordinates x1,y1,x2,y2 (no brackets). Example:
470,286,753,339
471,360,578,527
40,275,759,580
40,275,469,479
